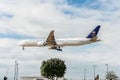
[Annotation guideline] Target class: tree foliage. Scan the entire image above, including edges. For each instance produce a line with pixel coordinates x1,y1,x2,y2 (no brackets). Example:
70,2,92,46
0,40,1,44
105,71,118,80
40,58,66,80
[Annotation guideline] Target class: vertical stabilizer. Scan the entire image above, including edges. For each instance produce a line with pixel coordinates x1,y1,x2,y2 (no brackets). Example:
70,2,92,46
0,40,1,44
86,25,101,38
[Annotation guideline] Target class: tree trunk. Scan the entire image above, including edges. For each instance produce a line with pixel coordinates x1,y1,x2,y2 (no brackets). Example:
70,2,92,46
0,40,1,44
56,77,58,80
51,78,54,80
50,77,54,80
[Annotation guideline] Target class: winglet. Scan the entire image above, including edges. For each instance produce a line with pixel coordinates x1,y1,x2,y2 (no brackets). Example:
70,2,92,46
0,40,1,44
86,25,101,38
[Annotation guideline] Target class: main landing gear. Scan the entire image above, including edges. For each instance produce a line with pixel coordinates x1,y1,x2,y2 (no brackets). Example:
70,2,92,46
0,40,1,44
50,46,62,51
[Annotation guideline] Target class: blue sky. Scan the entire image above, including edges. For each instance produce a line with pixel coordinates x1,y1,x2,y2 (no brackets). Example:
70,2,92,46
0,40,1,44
0,0,120,80
67,0,99,9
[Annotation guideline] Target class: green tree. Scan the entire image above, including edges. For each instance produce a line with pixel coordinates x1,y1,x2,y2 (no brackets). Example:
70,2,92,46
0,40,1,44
105,71,118,80
40,58,67,80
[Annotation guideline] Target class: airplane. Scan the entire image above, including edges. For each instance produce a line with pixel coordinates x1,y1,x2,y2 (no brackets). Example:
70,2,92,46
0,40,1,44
19,25,101,51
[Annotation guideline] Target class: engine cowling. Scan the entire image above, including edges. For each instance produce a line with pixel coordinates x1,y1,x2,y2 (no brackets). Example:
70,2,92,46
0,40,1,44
37,41,45,46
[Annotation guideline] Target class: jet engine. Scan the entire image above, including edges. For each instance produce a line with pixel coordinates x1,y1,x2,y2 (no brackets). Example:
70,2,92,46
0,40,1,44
37,41,45,47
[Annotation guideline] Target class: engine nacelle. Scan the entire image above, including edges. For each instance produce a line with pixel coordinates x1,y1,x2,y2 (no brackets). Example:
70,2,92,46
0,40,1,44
37,41,44,47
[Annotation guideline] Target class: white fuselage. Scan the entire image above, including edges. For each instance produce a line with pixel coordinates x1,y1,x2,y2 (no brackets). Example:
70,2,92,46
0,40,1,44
19,38,98,47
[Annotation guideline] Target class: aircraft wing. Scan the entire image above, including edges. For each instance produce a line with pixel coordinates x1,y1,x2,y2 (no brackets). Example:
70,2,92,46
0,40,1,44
45,30,57,45
43,30,62,51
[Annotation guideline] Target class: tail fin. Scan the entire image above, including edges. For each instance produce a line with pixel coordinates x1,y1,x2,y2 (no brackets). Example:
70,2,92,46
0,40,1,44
86,25,101,38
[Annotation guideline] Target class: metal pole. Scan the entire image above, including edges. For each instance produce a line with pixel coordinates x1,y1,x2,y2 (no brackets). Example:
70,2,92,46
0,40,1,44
84,69,86,80
14,61,17,80
14,61,19,80
16,63,19,80
6,68,9,77
105,64,109,73
93,65,96,80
